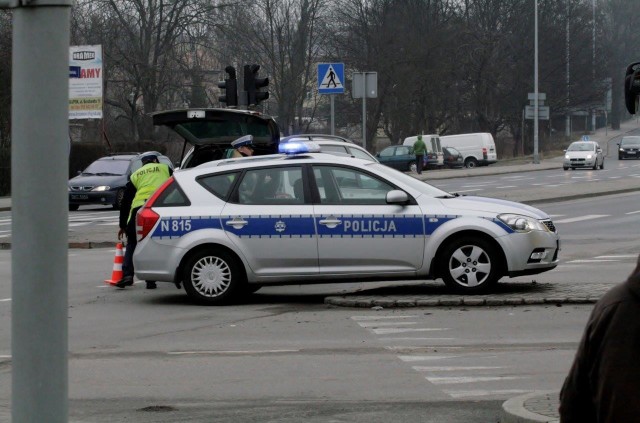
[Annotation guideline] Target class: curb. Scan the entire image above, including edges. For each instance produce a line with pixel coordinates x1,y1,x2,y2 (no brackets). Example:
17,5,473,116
324,296,597,308
502,391,560,423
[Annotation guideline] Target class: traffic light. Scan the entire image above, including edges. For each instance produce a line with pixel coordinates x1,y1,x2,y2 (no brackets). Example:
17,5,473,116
244,64,269,107
625,62,640,114
218,66,238,108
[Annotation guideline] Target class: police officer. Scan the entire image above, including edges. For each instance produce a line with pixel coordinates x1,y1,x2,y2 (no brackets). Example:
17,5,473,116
231,135,255,158
116,152,172,289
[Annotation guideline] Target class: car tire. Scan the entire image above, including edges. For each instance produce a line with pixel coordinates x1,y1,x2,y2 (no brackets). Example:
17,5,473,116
113,189,124,210
69,204,79,211
409,162,417,173
182,248,245,305
592,161,598,170
439,237,501,294
563,166,568,171
465,158,478,169
599,160,604,170
619,155,623,160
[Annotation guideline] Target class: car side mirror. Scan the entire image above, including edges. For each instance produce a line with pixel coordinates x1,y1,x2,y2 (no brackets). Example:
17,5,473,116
77,170,81,175
386,190,409,205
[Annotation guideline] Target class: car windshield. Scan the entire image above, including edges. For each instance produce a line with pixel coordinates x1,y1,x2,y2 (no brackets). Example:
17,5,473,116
82,159,130,176
370,163,452,197
620,136,640,146
567,142,595,152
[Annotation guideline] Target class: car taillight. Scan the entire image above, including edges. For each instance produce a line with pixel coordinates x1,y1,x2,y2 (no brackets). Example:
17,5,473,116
136,176,174,240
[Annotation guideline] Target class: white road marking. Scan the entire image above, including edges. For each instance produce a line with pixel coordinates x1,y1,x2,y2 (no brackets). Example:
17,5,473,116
0,355,11,359
357,321,418,327
351,315,417,321
495,186,517,189
595,255,638,259
167,349,299,355
566,259,619,263
398,355,461,362
372,327,449,335
547,214,565,218
501,176,533,180
0,298,11,302
426,375,525,384
444,389,532,399
379,337,455,341
413,366,503,372
553,214,609,223
625,210,640,215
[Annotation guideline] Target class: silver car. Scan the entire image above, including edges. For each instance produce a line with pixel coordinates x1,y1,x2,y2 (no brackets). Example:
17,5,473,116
563,141,604,170
133,143,560,304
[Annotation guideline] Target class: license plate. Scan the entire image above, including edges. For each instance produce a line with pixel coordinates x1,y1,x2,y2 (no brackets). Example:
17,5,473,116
71,194,88,200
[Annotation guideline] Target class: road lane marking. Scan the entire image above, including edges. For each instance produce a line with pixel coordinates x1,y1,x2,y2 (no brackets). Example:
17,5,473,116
398,355,461,362
351,315,417,321
0,298,11,302
357,321,418,327
413,366,503,371
595,255,638,259
167,349,299,355
372,327,449,335
495,186,517,189
553,214,609,223
426,375,525,384
566,259,619,263
444,389,532,399
626,210,640,215
379,337,455,341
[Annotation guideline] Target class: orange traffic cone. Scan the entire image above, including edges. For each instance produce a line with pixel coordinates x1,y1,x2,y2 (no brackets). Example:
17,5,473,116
105,242,125,285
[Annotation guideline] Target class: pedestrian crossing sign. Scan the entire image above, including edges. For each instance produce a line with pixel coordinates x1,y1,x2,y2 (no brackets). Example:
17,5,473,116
318,63,344,94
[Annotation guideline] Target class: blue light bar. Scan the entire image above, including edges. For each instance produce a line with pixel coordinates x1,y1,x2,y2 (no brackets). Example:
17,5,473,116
278,141,321,155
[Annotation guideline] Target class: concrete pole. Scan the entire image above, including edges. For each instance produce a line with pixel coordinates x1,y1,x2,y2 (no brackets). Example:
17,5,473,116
330,95,335,135
10,1,72,422
534,0,540,164
362,75,367,150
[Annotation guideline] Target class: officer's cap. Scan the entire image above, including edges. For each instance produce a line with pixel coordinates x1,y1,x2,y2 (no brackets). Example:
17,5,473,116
140,152,158,164
231,135,254,149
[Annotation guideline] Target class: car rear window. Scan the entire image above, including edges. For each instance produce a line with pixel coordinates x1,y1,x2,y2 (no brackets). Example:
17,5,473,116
198,172,240,200
153,180,190,207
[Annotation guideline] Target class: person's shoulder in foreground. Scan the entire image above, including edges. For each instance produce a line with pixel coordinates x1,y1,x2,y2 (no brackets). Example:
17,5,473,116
559,254,640,423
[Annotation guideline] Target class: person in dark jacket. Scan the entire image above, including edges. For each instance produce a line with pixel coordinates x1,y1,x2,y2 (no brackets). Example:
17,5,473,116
559,253,640,422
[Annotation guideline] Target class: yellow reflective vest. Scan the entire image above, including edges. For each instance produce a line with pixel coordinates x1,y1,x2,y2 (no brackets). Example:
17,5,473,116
127,162,171,223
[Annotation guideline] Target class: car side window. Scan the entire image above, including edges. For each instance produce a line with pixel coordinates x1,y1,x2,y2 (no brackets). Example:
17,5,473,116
397,147,410,156
198,172,240,200
237,166,304,205
379,148,394,157
349,148,375,161
313,165,395,205
320,145,349,154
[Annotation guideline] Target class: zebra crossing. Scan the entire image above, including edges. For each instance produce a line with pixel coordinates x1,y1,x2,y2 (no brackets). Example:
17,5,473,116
352,315,555,400
0,210,119,238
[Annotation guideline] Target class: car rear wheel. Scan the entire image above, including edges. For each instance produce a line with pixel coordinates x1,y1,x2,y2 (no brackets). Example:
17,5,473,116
563,166,568,171
439,237,501,294
182,248,245,305
465,158,478,169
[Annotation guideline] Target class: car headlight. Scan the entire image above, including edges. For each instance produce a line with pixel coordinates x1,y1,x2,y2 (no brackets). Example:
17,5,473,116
91,185,111,192
586,154,593,159
620,148,625,152
498,214,548,233
564,154,570,159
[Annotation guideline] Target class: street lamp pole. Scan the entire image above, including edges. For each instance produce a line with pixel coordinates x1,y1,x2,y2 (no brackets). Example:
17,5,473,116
534,0,540,164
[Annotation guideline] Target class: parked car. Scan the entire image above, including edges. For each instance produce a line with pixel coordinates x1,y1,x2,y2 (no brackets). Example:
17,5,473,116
376,145,424,172
617,135,640,160
563,141,604,170
132,141,560,305
403,134,444,168
443,146,464,168
439,133,498,168
280,134,378,162
152,108,281,169
68,152,173,211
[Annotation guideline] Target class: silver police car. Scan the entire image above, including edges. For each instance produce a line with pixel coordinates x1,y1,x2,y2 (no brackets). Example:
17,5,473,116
133,142,559,304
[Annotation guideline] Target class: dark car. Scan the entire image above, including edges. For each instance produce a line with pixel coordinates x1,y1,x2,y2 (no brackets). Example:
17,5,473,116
376,145,440,172
443,146,464,168
68,152,172,211
618,135,640,160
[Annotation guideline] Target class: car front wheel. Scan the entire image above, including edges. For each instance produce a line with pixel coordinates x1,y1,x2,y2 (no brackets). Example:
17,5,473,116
439,237,501,294
465,158,478,169
113,189,124,210
182,248,245,305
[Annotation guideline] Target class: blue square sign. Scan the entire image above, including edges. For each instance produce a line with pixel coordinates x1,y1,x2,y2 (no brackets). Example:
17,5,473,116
318,63,344,94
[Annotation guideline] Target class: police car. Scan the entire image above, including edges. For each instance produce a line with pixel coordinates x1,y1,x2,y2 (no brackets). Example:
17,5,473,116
133,142,559,305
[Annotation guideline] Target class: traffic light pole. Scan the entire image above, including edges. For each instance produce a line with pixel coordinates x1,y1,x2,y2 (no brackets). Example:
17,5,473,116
3,1,73,422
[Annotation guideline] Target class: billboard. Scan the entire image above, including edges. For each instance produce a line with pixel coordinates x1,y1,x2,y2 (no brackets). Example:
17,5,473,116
69,45,103,119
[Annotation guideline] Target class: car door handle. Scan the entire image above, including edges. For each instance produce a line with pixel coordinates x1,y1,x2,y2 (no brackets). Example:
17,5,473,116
225,218,248,229
319,217,342,229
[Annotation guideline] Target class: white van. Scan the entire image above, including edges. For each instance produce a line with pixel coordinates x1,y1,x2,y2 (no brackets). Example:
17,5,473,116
403,134,444,168
439,133,498,168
